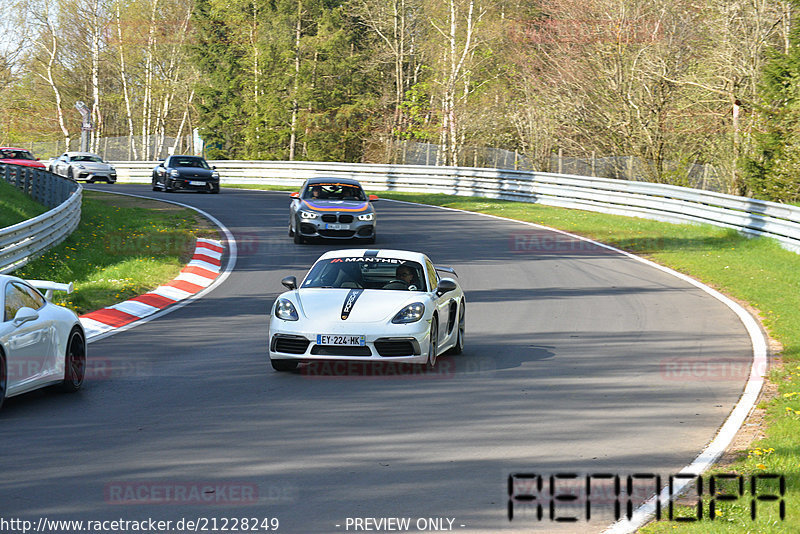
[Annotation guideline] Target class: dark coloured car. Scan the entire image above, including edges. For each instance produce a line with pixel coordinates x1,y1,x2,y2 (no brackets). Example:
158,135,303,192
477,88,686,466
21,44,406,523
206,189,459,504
0,147,46,169
151,155,220,193
50,151,117,183
288,178,378,244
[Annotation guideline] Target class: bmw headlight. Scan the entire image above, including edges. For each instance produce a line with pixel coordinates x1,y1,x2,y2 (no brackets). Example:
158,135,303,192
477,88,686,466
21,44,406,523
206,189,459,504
275,298,299,321
170,169,180,177
392,302,425,324
300,211,318,219
357,213,375,221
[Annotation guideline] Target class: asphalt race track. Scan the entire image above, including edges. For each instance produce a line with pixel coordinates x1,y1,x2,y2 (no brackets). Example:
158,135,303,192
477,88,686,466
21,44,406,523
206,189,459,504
0,185,756,533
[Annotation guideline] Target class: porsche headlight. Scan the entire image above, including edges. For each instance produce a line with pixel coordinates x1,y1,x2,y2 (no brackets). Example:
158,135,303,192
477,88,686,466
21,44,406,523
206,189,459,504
300,211,318,219
275,298,299,321
211,171,220,179
392,302,425,324
357,213,374,221
170,169,180,177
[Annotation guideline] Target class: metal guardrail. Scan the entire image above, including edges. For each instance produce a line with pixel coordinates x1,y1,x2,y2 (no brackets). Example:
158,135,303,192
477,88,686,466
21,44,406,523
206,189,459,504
112,160,800,253
1,163,82,274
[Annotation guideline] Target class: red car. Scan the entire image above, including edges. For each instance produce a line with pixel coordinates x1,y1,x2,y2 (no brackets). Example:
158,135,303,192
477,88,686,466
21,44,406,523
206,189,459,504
0,147,47,168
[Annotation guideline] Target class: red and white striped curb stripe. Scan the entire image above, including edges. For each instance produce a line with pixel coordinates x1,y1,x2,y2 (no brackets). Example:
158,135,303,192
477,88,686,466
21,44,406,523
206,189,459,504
79,238,224,338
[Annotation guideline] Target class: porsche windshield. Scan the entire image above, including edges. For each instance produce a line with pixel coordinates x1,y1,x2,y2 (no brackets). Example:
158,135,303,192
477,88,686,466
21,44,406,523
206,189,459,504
302,183,366,201
172,157,210,169
72,155,104,163
302,258,426,291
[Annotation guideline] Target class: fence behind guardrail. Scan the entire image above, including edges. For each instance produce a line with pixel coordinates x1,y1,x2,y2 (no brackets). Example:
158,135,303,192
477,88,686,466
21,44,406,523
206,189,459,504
0,163,82,274
112,160,800,253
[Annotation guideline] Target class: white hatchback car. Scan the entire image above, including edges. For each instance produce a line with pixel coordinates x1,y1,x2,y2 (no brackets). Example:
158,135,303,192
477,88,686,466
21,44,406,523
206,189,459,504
268,249,465,372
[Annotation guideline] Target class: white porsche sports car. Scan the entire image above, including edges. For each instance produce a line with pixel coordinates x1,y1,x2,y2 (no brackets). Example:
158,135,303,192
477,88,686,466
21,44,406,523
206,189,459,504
0,275,86,411
268,249,465,372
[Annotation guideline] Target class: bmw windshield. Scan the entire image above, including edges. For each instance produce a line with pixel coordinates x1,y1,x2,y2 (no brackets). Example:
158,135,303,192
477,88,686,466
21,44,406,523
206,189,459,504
302,258,426,291
303,183,366,201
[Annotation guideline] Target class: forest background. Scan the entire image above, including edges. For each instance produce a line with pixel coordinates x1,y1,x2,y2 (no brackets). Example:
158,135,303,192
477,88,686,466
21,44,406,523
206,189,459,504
3,0,800,201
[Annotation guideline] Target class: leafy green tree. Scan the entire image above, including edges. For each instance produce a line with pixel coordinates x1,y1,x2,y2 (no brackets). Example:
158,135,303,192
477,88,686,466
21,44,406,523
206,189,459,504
744,3,800,201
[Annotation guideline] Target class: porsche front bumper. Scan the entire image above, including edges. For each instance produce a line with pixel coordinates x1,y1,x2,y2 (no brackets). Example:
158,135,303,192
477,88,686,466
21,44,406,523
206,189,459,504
268,319,430,365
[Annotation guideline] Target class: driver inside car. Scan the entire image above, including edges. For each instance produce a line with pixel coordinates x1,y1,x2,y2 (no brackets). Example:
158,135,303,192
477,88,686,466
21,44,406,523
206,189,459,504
383,264,419,290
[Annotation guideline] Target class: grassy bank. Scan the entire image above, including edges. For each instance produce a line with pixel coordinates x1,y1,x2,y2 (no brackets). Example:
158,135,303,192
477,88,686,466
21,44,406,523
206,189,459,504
0,180,48,228
14,191,217,314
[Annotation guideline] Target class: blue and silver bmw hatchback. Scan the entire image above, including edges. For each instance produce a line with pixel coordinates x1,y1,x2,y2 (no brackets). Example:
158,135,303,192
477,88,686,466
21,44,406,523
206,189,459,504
288,178,378,244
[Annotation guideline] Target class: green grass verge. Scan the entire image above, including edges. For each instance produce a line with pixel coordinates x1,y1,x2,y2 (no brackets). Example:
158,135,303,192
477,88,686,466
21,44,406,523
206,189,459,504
0,180,48,227
224,184,799,531
14,191,213,314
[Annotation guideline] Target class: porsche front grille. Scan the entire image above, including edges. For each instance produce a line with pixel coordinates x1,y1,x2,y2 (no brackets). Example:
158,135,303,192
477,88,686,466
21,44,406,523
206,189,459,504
272,336,310,354
374,340,418,357
310,345,372,356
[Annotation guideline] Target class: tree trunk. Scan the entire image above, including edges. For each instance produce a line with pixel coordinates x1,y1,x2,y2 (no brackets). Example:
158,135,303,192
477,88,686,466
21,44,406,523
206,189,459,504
116,2,137,159
90,0,102,153
142,0,159,160
289,0,302,161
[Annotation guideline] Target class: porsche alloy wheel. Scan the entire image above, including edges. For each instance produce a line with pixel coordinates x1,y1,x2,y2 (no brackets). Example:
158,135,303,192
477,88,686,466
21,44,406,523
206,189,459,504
425,321,438,370
61,329,86,392
271,359,298,372
449,303,465,355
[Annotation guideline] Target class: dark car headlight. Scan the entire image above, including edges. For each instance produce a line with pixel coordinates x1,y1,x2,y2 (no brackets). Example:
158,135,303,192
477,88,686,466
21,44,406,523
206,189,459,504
275,298,299,321
392,302,425,324
170,169,180,177
211,171,220,179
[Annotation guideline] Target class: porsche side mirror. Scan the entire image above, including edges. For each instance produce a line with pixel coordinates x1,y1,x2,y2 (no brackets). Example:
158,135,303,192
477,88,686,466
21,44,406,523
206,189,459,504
13,307,39,326
436,279,457,296
368,194,379,202
282,276,298,290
